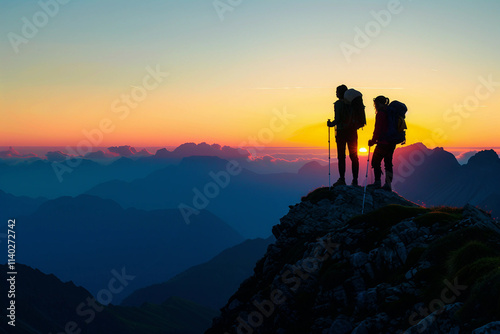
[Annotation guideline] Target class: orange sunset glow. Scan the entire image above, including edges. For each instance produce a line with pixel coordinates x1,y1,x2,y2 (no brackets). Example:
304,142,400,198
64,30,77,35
1,1,499,151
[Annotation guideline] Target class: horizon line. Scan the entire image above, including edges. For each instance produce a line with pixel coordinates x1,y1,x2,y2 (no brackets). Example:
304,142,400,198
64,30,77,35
2,145,500,150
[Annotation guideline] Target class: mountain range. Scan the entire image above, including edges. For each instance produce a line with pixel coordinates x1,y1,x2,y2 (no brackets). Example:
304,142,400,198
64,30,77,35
2,142,499,333
10,185,500,333
122,236,275,309
392,144,500,217
2,143,498,239
0,264,217,334
14,194,243,304
298,143,500,219
85,156,318,237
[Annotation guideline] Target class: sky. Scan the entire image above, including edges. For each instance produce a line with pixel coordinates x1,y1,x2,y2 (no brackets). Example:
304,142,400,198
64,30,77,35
1,0,500,150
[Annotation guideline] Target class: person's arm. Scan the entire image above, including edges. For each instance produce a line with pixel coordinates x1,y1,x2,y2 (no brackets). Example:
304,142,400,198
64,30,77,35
328,101,342,127
369,111,387,145
372,112,382,141
326,101,340,127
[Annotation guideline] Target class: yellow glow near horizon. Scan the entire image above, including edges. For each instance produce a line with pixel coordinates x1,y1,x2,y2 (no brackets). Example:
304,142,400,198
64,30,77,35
2,1,500,149
359,147,368,153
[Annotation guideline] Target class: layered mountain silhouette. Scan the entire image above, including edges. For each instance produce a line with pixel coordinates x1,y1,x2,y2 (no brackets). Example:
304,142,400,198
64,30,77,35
0,264,217,334
207,186,500,333
83,146,500,237
151,142,248,160
5,185,500,333
3,143,497,237
0,157,164,198
122,236,275,309
0,189,46,222
15,194,243,304
85,156,318,237
0,143,250,198
0,146,38,160
392,144,500,218
298,143,500,219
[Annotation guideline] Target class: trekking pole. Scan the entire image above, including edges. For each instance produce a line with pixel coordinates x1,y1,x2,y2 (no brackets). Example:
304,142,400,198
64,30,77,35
361,145,371,214
328,120,331,190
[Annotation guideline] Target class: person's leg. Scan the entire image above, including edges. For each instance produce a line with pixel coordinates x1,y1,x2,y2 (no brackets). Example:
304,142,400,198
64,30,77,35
334,133,347,185
382,144,396,191
347,129,359,185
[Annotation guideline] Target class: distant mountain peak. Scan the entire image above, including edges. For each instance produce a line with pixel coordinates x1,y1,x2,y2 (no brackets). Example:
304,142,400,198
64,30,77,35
298,160,324,174
1,146,20,156
467,149,500,167
178,154,233,170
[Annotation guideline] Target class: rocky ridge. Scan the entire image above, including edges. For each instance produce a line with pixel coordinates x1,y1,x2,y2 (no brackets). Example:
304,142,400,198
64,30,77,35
206,186,500,334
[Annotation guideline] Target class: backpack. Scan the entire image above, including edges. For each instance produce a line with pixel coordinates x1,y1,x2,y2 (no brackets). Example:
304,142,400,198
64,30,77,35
386,101,407,145
344,89,366,129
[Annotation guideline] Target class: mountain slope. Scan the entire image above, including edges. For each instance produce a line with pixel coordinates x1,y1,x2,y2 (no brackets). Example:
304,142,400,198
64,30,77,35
14,194,243,304
86,156,317,237
0,189,46,222
206,186,500,333
0,264,217,334
122,236,275,309
394,145,500,218
0,157,165,198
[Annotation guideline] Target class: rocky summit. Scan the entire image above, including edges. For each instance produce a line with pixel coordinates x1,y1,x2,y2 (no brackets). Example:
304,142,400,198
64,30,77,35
206,185,500,334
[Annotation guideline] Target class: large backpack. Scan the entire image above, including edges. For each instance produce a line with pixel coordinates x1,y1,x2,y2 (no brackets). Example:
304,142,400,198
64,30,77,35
386,101,407,145
344,89,366,129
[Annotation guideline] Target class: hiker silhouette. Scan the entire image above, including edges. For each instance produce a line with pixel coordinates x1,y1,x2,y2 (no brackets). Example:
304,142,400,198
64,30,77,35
327,85,361,187
368,95,395,191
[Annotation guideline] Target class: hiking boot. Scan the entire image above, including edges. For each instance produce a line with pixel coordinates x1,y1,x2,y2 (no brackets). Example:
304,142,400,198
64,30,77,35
332,178,346,187
368,180,381,189
351,179,358,187
382,183,392,191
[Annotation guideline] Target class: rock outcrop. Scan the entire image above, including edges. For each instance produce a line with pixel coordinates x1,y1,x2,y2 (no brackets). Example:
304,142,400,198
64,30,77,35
206,186,500,334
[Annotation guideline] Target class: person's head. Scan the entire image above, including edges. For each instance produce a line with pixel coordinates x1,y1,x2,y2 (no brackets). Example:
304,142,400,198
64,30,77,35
373,95,389,112
336,85,348,99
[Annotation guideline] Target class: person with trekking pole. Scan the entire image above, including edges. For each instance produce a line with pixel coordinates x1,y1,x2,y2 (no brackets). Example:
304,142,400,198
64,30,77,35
368,96,396,191
327,85,361,187
361,144,371,214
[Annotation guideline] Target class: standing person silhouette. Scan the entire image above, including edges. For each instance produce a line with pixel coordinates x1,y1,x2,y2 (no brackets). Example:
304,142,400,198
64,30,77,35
327,84,359,186
368,95,396,191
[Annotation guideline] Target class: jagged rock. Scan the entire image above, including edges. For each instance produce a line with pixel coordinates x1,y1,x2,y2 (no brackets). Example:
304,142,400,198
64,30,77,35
355,287,378,313
404,303,462,334
346,274,366,294
405,261,431,280
465,203,500,235
227,298,241,311
472,321,500,333
333,285,348,307
350,252,369,268
464,203,492,222
351,313,390,333
328,315,354,334
206,187,500,334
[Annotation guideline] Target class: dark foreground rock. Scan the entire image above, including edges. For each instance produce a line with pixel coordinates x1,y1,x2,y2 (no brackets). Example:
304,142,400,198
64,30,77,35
206,186,500,334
